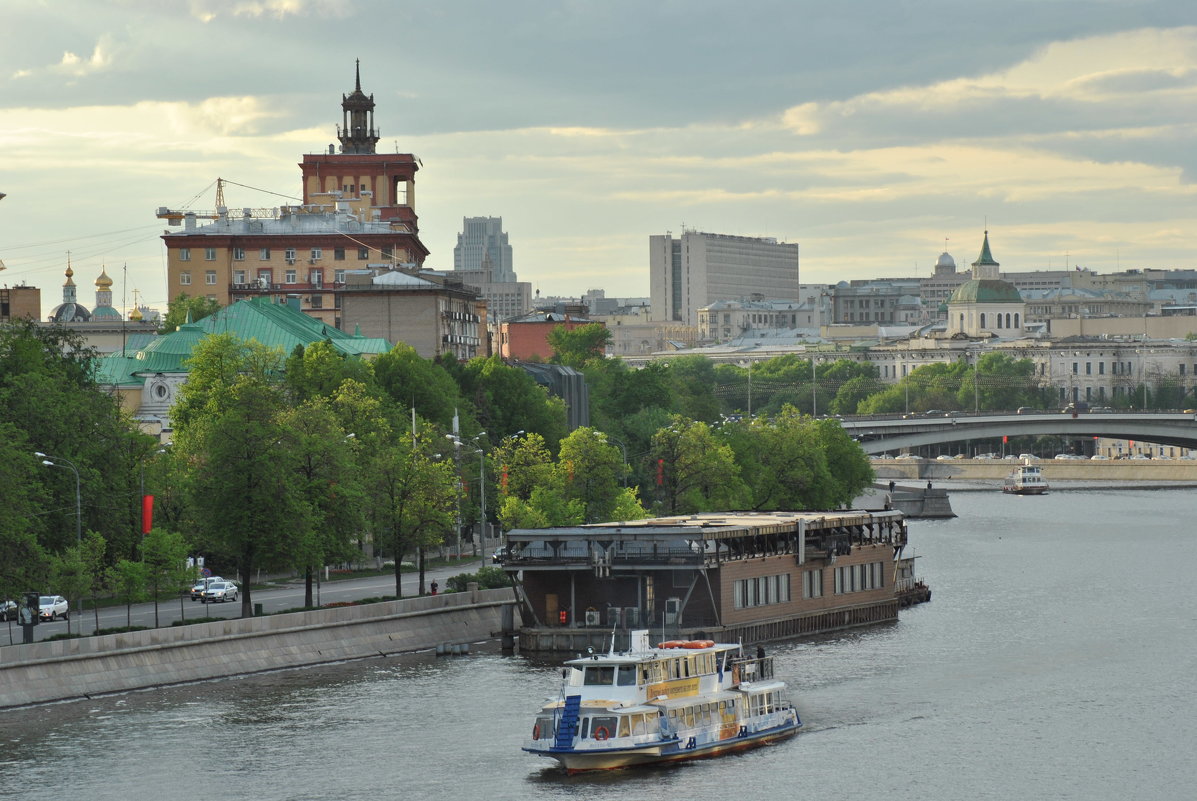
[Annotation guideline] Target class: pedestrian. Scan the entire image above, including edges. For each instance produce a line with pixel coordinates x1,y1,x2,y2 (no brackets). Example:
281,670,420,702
926,480,932,490
888,480,895,493
430,580,438,596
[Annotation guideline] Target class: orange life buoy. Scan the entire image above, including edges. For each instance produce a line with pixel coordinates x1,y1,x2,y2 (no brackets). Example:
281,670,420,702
594,726,610,741
682,640,715,649
532,724,541,740
657,640,686,649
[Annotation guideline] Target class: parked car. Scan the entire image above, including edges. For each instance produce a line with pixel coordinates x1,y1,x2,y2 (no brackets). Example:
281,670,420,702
190,576,224,601
1091,454,1110,460
1,599,17,621
200,580,239,603
39,595,68,621
1016,406,1035,414
1018,453,1038,461
923,409,946,417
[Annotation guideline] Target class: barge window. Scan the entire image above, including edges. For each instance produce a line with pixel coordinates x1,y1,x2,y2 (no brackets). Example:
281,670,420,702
533,716,555,740
618,716,631,737
616,665,637,686
584,715,618,739
584,666,616,685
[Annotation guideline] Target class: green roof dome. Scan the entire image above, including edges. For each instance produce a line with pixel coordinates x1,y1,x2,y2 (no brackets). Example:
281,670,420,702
949,278,1022,304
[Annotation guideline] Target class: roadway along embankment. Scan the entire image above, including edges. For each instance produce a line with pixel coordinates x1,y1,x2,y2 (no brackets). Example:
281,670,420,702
0,586,519,709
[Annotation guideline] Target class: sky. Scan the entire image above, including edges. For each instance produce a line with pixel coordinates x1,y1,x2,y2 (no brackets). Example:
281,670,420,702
2,0,1197,319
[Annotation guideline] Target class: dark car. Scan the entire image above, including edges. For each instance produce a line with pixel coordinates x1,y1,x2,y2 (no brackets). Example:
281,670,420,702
1016,406,1035,414
1,599,16,621
491,546,509,564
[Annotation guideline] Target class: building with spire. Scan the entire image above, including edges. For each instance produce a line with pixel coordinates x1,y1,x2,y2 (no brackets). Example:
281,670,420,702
160,62,433,331
48,261,91,322
448,216,531,321
90,268,123,321
945,231,1025,337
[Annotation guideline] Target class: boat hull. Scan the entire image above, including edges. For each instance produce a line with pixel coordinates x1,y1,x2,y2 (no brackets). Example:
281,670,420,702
1002,485,1048,495
525,719,800,774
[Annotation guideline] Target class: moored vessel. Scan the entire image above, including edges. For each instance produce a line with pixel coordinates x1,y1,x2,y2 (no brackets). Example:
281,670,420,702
1003,461,1048,494
523,630,800,773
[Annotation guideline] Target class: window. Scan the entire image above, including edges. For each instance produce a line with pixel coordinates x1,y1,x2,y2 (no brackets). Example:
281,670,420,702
285,269,297,284
834,562,885,594
1086,363,1092,375
803,569,823,599
334,247,345,261
179,271,191,285
205,270,216,285
334,269,346,283
309,294,323,309
733,574,790,609
233,270,246,284
204,247,217,261
259,247,271,260
310,248,322,261
179,248,191,262
232,247,245,261
358,247,369,260
1100,362,1106,375
381,246,393,260
285,248,297,262
257,269,272,285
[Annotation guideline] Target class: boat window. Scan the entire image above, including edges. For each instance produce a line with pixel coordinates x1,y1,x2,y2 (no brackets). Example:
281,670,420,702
618,716,630,737
616,665,637,686
632,714,647,735
589,715,617,740
533,716,555,740
584,666,616,685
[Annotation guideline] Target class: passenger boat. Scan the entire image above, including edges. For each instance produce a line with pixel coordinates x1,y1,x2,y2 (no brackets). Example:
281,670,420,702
1002,461,1049,495
522,630,800,773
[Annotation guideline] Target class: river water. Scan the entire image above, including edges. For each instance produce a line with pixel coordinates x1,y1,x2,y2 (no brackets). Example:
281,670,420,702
2,488,1194,801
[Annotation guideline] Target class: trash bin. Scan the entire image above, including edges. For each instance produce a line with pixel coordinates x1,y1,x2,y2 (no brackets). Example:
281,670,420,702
253,603,263,617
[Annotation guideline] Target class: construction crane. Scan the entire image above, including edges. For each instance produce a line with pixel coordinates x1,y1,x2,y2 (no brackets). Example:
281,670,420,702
156,178,288,224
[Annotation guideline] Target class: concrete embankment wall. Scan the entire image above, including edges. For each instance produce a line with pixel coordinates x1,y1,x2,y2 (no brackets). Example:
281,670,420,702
0,588,518,710
873,459,1197,482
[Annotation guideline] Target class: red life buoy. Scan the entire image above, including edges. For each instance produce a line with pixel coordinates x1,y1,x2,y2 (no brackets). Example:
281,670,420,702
532,724,541,740
594,726,610,741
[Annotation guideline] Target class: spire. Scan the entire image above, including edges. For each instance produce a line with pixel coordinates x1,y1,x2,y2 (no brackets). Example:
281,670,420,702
971,230,1000,279
338,60,379,154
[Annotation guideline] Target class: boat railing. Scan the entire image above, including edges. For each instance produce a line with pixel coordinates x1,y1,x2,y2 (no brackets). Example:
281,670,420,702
731,655,774,681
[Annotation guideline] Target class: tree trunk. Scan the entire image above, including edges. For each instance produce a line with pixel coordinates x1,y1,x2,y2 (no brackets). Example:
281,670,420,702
304,566,314,608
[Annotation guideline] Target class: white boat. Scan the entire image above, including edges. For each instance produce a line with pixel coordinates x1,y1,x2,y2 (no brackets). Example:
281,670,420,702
1002,461,1049,494
522,630,800,773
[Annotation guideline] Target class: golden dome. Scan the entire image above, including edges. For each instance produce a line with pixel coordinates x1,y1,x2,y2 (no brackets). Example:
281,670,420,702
129,306,144,321
96,268,113,289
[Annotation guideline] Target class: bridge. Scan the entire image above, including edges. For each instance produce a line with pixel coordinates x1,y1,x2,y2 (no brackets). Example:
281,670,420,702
839,411,1197,454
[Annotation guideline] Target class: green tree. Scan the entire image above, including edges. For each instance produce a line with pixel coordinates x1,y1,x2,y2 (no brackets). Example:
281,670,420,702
49,545,88,636
109,559,150,627
812,418,875,506
557,427,628,523
160,293,221,333
459,355,568,446
373,343,466,431
491,432,555,502
649,416,746,514
141,528,192,627
721,406,837,510
547,322,611,368
665,356,721,422
0,430,49,603
285,340,376,402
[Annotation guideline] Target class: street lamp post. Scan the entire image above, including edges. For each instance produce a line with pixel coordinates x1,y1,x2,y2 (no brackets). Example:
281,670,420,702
35,451,82,628
603,434,629,486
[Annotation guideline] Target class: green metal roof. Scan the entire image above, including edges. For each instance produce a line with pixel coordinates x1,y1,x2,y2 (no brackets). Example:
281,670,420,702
971,231,1000,269
94,297,390,386
948,279,1023,304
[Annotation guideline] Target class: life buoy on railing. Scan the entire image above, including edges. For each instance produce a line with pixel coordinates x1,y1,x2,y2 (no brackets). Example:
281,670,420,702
682,640,715,649
532,724,541,740
594,726,610,741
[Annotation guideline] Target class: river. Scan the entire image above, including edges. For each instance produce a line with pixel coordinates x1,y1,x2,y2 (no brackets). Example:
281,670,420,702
2,488,1193,800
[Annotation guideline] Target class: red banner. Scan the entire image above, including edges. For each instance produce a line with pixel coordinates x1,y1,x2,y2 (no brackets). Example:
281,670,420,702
142,494,154,534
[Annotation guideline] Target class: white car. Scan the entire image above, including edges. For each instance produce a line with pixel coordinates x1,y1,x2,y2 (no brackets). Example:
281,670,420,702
1091,454,1110,460
39,595,69,621
200,580,239,603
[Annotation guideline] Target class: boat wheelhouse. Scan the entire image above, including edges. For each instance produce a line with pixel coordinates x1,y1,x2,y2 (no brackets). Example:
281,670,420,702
523,630,799,773
502,510,924,654
1003,462,1048,495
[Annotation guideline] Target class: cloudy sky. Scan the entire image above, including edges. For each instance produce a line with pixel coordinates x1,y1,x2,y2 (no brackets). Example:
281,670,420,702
2,0,1196,318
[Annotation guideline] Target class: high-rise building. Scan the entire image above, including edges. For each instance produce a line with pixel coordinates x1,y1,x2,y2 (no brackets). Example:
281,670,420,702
449,216,530,322
649,231,800,327
454,217,514,281
159,63,430,329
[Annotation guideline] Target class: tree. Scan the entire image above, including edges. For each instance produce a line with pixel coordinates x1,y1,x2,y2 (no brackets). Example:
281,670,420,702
109,559,150,627
491,432,555,502
812,418,875,507
160,293,221,333
141,528,193,627
556,427,628,523
721,406,838,510
665,356,721,422
365,428,457,597
49,545,88,636
281,398,364,606
173,335,307,617
547,322,611,368
459,355,567,446
373,343,466,431
0,428,49,604
285,340,375,403
649,416,746,514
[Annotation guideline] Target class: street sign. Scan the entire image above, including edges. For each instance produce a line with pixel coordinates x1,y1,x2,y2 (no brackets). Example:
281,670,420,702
200,567,212,577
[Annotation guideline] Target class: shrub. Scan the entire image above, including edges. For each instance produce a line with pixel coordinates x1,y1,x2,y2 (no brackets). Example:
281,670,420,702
446,565,514,592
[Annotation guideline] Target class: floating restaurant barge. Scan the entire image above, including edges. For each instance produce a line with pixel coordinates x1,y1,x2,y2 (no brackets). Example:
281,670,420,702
503,510,929,654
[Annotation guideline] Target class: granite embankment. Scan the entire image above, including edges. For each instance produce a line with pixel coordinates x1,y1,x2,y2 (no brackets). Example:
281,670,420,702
872,459,1197,482
0,586,519,709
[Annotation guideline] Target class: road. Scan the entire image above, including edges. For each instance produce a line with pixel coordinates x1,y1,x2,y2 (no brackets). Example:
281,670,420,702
2,557,490,646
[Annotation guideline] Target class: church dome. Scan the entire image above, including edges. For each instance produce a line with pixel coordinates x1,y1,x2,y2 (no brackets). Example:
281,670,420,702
936,252,956,270
948,279,1023,304
95,269,114,289
91,305,123,321
49,303,91,323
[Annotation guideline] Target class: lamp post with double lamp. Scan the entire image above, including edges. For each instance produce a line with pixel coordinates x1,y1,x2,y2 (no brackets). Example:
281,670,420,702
35,451,82,627
599,433,628,486
446,432,486,559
